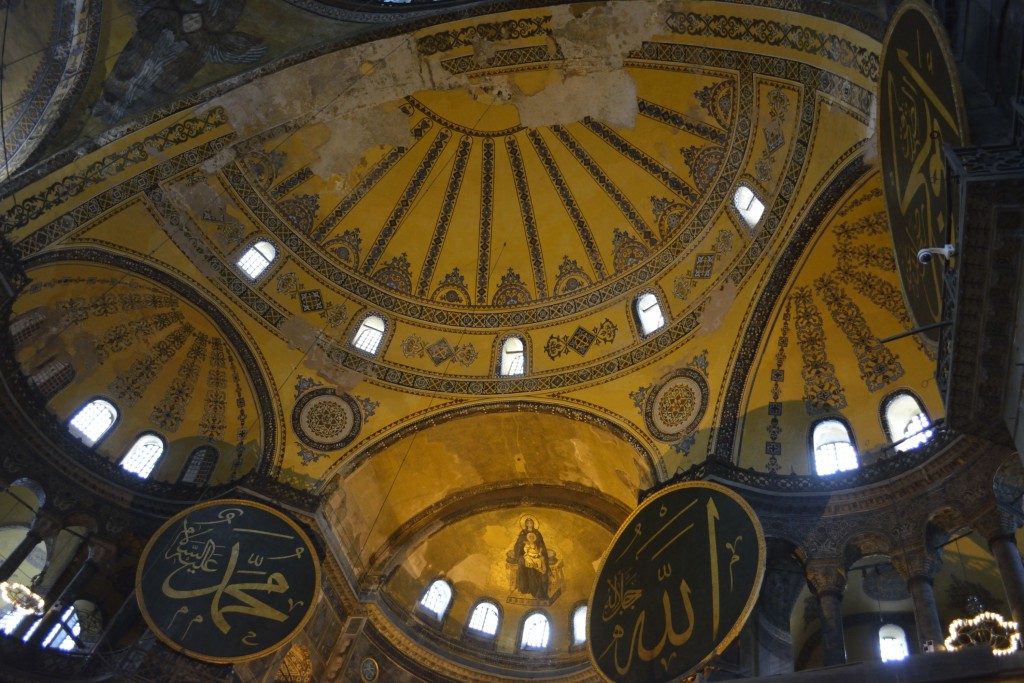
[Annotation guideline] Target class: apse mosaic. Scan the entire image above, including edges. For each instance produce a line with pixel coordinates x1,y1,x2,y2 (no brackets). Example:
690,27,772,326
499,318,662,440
505,515,563,607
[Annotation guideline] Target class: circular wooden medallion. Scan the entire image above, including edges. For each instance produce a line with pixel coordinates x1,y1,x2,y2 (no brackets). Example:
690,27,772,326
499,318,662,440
136,499,320,663
588,482,765,683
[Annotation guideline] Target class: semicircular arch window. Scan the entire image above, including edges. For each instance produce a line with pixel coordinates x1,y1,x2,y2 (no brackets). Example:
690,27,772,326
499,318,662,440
352,315,386,355
69,399,117,446
120,433,165,478
635,292,665,336
812,419,857,476
884,393,932,452
572,604,588,645
879,623,909,662
733,184,765,227
419,579,452,620
520,612,550,649
237,240,277,280
499,336,525,376
467,600,500,637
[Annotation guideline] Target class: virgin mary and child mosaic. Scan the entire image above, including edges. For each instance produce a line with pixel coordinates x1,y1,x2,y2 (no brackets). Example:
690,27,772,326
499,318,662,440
505,516,563,606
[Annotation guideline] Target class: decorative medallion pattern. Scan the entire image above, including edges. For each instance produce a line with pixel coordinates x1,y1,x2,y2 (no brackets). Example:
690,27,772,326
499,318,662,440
543,319,616,360
641,368,710,443
292,388,362,452
401,334,478,367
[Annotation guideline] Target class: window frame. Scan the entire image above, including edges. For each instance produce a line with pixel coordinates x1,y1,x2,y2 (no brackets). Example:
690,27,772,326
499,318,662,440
119,432,167,479
878,623,910,662
497,333,527,377
9,307,48,347
517,609,551,651
235,239,278,281
464,599,502,644
732,182,766,228
67,397,119,448
634,290,666,337
29,356,75,399
880,390,933,452
809,416,858,476
178,445,219,486
417,578,454,623
569,601,588,649
349,312,388,357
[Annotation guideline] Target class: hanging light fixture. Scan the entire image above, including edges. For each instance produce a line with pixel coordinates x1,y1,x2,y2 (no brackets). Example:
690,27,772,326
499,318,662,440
945,611,1021,655
943,536,1021,656
0,580,44,615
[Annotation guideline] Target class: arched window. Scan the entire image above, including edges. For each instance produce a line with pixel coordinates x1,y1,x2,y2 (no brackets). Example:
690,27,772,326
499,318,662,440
635,292,665,336
520,612,550,649
499,336,525,376
179,446,218,486
0,606,26,637
237,240,277,280
879,623,909,662
467,601,500,637
9,308,47,346
733,184,765,227
571,604,588,646
419,579,452,620
30,358,75,399
41,604,80,651
69,399,118,446
352,315,386,355
120,434,165,478
884,392,933,452
812,419,858,476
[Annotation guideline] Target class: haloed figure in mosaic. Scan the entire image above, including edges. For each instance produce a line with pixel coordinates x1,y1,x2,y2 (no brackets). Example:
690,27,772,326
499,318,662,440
512,518,549,600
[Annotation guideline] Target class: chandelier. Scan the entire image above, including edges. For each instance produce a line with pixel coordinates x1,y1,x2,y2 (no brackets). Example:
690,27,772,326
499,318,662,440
944,611,1021,656
0,581,45,615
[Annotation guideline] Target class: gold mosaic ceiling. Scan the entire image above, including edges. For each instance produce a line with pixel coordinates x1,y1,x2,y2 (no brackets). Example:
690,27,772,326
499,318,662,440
1,0,947,674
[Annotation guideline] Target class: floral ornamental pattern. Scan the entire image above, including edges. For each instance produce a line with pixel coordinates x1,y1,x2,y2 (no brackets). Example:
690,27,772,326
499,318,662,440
765,300,791,473
292,388,362,452
400,334,478,367
816,273,904,391
634,362,710,443
791,287,847,414
543,319,617,360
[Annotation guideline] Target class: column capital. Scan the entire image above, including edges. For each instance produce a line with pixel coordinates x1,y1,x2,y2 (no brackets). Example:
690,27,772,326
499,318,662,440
86,537,118,567
805,559,847,597
30,510,62,539
891,546,943,582
971,501,1020,543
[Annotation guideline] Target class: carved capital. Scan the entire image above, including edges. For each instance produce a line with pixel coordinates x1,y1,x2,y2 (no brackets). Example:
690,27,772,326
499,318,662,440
86,537,118,567
805,559,847,597
29,510,62,539
971,500,1020,543
890,546,942,582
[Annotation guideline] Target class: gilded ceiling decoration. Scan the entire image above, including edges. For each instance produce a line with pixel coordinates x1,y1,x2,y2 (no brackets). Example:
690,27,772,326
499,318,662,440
0,1,961,677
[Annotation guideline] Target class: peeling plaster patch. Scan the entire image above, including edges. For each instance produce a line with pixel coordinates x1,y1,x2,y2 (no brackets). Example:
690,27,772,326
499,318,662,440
514,70,637,130
550,1,663,69
199,146,237,175
309,105,412,180
695,281,738,336
166,177,226,219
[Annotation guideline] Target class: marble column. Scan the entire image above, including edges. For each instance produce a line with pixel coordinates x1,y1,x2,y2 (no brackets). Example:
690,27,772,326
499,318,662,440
892,548,944,651
0,511,61,583
989,533,1024,627
806,559,847,666
974,502,1024,627
27,538,116,648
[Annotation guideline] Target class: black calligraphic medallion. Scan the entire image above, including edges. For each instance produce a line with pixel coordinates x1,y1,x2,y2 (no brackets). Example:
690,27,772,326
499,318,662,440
879,0,966,344
588,482,765,683
136,499,320,663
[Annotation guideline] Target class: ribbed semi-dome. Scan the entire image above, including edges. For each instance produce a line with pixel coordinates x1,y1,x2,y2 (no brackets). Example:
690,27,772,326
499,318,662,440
10,261,270,486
